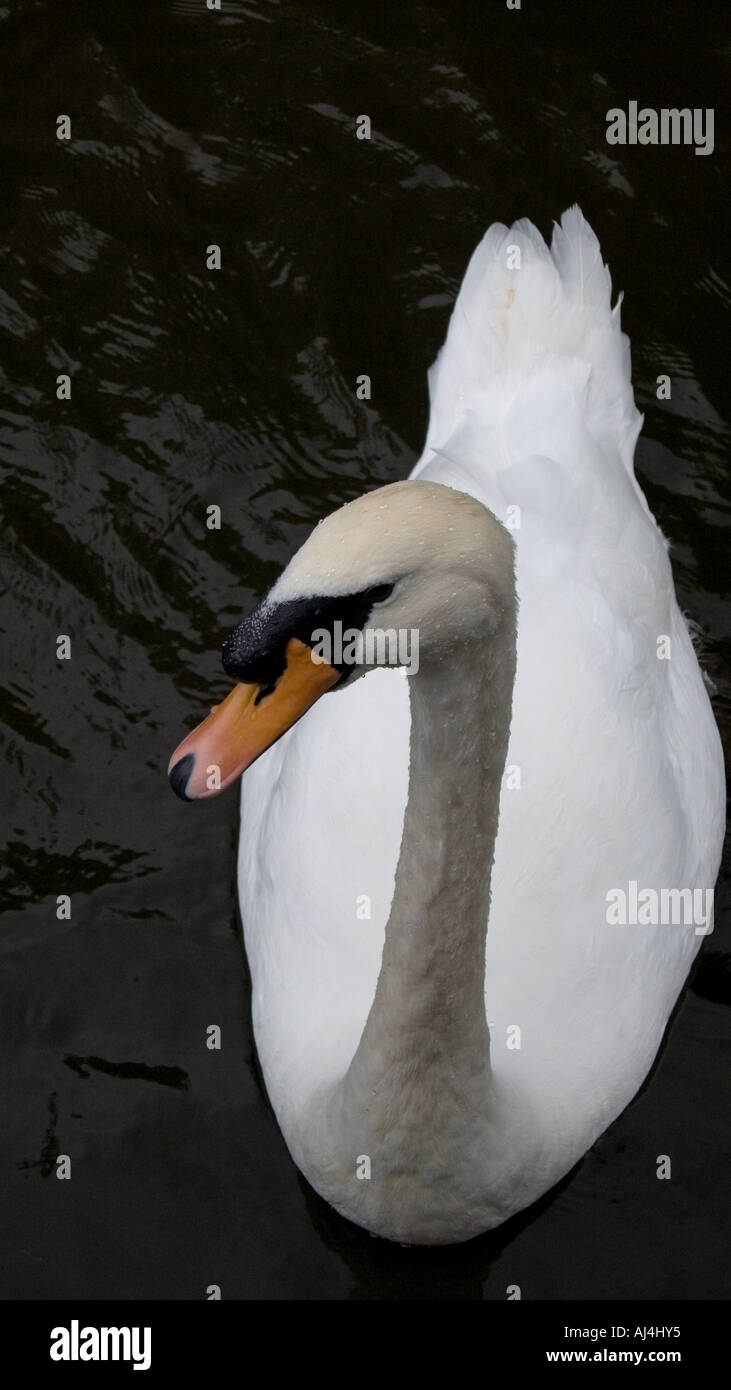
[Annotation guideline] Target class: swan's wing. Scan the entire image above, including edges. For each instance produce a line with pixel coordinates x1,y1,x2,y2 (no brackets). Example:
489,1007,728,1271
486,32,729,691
412,208,725,1132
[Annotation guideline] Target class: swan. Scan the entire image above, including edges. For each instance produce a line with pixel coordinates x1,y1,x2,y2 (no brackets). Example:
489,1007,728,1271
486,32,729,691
168,207,725,1245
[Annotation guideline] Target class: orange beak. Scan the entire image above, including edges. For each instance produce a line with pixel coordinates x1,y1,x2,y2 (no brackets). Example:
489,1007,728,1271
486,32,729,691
168,637,340,800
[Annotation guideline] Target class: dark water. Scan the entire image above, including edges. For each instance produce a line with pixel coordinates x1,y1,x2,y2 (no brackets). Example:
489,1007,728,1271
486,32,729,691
1,0,728,1299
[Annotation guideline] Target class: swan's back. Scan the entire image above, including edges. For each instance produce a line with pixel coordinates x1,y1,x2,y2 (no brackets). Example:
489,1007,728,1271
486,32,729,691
239,209,725,1157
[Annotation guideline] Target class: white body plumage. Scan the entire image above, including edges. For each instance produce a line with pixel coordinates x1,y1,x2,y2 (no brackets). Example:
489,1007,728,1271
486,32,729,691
233,209,724,1243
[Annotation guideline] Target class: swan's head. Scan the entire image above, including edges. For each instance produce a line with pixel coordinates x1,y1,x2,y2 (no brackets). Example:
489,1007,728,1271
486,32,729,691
168,480,514,799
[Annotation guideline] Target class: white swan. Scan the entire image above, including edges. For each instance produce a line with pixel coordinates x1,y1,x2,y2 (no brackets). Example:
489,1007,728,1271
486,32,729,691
169,207,725,1245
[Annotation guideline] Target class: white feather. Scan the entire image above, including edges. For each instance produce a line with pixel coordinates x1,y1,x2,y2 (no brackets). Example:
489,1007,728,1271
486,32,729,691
236,208,725,1241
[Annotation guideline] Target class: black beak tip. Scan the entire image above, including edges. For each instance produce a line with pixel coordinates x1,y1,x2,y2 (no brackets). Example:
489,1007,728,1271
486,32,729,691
169,753,195,801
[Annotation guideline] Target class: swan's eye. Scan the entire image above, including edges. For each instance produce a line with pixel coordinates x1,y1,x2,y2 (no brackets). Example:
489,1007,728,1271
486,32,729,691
367,582,395,604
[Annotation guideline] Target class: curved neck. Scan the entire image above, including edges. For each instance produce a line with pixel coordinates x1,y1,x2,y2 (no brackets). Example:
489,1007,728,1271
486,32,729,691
337,613,516,1138
299,606,518,1240
316,608,522,1217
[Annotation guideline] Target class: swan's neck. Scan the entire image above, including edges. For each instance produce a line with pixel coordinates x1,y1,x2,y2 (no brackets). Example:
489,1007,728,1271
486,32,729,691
308,614,517,1239
350,642,514,1087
